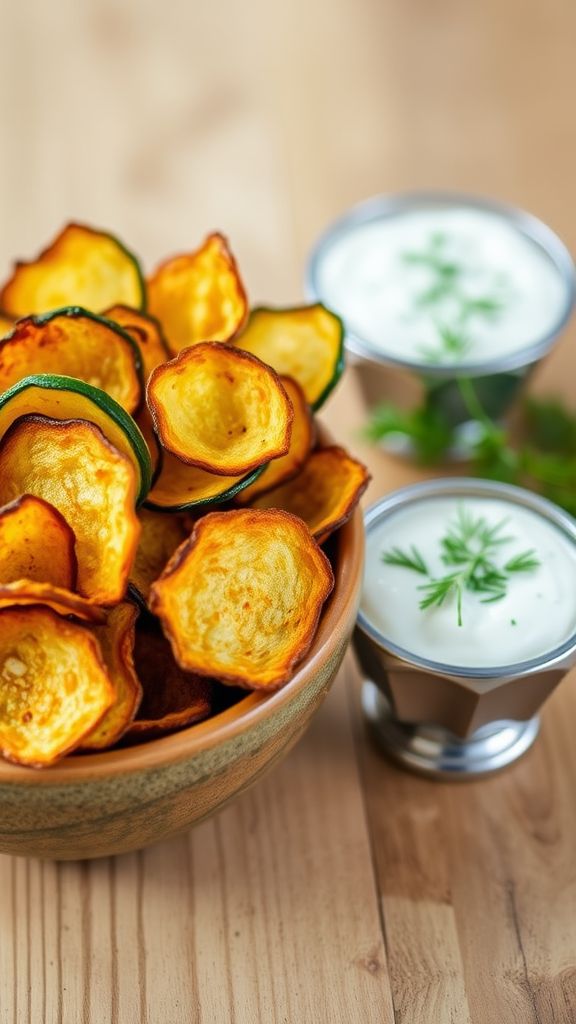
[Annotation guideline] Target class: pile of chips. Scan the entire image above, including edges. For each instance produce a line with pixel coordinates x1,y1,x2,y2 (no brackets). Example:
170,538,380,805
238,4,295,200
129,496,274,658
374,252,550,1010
0,224,369,767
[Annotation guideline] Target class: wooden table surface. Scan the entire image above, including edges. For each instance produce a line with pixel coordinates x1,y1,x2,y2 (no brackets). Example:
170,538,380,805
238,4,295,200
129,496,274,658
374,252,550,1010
1,1,576,1020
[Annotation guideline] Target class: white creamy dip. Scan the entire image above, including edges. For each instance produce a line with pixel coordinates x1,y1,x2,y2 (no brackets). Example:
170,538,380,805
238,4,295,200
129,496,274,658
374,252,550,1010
314,205,569,366
361,495,576,669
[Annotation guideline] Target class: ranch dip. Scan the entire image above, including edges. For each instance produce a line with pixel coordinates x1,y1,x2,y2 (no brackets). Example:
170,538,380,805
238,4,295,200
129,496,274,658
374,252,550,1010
361,495,576,669
312,203,570,366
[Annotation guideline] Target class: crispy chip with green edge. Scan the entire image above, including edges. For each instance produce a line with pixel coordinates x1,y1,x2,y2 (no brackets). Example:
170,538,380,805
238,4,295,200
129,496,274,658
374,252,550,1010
232,304,344,410
0,581,105,622
0,223,145,317
130,508,189,601
105,304,169,380
148,233,247,355
236,376,314,503
147,342,293,475
0,308,143,414
124,619,212,741
150,508,334,690
0,495,77,590
0,374,151,503
250,445,370,543
0,416,140,606
0,606,114,767
145,447,266,512
81,603,142,750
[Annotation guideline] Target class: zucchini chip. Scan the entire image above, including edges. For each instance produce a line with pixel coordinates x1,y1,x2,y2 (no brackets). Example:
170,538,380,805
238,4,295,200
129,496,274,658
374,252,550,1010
105,304,169,380
0,416,140,606
150,509,334,690
130,508,189,600
125,620,212,741
0,222,145,317
250,446,370,543
147,343,293,475
81,603,142,750
233,304,344,410
145,448,266,512
0,308,143,414
133,406,163,484
0,375,152,503
0,495,77,589
236,376,314,503
0,581,105,623
0,607,114,767
147,233,247,355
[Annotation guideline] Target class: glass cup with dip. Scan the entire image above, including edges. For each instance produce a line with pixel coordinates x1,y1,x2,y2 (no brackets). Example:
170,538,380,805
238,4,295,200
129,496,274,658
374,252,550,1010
307,193,576,456
354,478,576,777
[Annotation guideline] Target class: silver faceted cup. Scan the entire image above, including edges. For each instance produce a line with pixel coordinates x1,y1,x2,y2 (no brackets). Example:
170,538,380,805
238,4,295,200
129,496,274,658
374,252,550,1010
354,479,576,778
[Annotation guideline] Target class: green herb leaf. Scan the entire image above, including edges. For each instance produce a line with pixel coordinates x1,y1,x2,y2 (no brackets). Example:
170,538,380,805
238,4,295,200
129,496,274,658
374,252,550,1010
382,504,540,626
382,545,429,575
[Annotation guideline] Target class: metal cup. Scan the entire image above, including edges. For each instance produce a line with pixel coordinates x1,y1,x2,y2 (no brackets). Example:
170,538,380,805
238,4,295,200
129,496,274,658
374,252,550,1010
307,192,576,456
354,478,576,778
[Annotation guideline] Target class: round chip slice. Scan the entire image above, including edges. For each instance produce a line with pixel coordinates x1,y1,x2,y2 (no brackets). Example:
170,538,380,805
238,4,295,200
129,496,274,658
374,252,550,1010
130,508,189,601
150,508,334,690
250,445,370,543
0,495,77,589
81,603,142,750
0,375,152,503
0,607,114,767
105,304,170,380
0,308,143,413
236,376,314,503
148,232,247,355
124,620,212,742
232,304,344,410
0,416,140,606
147,342,293,476
0,222,145,317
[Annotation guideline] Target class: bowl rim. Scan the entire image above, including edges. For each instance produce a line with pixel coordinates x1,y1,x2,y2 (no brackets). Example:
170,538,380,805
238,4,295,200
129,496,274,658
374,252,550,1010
0,491,364,785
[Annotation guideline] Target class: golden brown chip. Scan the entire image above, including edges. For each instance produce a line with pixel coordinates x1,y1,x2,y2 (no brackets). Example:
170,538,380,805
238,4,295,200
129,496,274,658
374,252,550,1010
236,376,314,503
232,304,344,409
124,621,212,741
0,495,77,589
130,508,189,601
150,508,334,690
81,603,142,750
0,581,105,622
0,606,114,767
147,342,293,476
250,445,370,543
105,304,169,380
0,416,140,606
147,232,248,355
0,223,145,317
144,448,265,512
0,309,143,414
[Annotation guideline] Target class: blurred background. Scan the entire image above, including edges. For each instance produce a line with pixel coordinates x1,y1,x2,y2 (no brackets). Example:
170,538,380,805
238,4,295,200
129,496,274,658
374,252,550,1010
2,0,574,356
0,0,575,475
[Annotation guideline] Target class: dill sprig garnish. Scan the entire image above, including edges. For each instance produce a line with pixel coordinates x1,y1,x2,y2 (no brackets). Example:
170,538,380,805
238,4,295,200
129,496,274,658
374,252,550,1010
381,505,540,626
401,232,508,363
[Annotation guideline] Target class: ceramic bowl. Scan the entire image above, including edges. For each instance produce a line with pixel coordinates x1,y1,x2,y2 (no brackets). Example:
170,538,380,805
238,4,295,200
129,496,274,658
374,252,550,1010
0,485,364,860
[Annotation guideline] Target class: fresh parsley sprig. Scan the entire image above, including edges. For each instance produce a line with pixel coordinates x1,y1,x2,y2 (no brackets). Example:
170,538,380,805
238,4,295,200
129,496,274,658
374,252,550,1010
365,387,576,517
381,505,540,626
